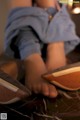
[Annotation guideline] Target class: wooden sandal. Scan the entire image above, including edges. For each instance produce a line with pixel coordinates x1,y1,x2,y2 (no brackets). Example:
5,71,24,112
0,54,31,104
0,69,31,104
43,62,80,91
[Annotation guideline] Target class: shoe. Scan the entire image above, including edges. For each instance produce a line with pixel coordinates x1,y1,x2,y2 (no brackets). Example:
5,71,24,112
43,62,80,91
0,69,31,104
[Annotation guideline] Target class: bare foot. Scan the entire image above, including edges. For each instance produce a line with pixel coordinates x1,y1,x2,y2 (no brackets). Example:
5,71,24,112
24,54,58,98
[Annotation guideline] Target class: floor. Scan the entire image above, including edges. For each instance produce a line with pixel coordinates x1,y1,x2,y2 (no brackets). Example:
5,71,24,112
1,92,80,120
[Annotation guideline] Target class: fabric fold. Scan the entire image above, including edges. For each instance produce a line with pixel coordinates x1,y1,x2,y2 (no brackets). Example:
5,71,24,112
5,5,80,59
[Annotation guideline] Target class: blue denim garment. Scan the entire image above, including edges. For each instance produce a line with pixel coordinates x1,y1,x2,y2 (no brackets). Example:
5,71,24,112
5,5,80,59
16,27,42,59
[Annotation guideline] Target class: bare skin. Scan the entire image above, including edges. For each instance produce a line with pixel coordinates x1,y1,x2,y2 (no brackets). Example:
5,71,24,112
0,61,18,80
6,0,66,98
46,42,66,71
36,0,66,71
9,0,32,9
24,54,57,97
35,0,56,8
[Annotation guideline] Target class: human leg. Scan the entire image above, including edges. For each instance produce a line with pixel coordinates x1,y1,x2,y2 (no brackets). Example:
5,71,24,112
0,54,24,80
35,0,67,71
35,0,56,8
4,0,32,79
18,27,58,98
5,0,58,98
0,54,18,80
0,0,33,104
9,0,32,9
24,53,57,97
46,42,67,71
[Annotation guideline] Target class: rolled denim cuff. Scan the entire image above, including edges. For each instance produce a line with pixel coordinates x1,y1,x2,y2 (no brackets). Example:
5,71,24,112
46,5,79,42
19,41,41,59
15,27,41,59
46,5,80,54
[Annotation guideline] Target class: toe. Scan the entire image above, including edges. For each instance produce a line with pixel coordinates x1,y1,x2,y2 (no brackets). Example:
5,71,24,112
49,84,58,98
32,83,42,94
41,82,49,96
